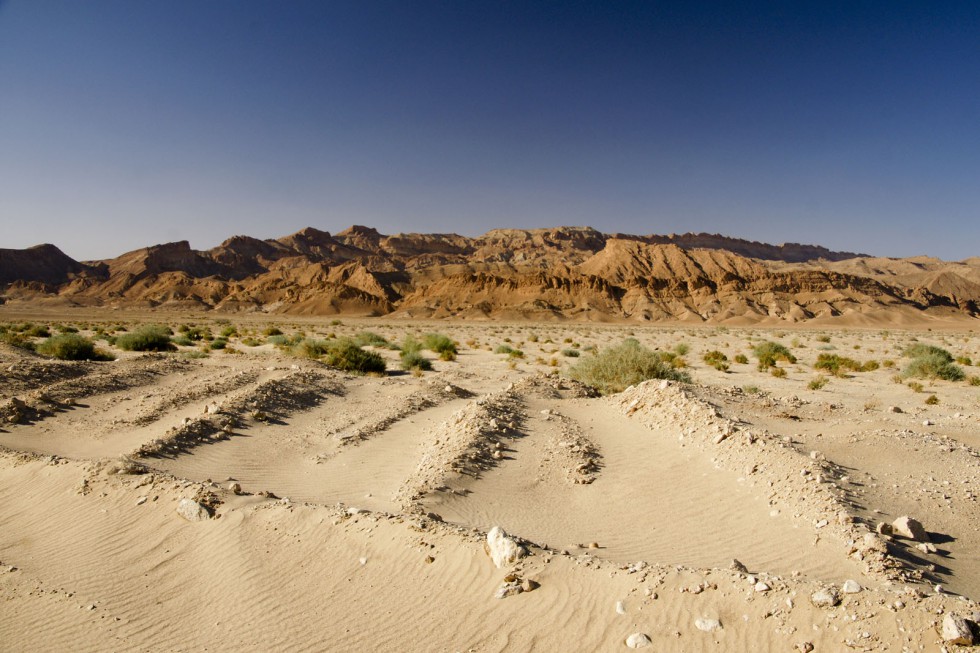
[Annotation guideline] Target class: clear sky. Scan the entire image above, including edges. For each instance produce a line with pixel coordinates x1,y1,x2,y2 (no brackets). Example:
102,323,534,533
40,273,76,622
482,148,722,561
1,1,978,261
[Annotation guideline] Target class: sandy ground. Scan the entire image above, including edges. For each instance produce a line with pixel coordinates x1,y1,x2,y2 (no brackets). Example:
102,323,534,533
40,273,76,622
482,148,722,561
1,310,979,652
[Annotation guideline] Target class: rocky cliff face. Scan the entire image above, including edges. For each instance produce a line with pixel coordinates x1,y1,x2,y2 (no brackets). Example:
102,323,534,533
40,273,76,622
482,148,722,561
0,226,976,323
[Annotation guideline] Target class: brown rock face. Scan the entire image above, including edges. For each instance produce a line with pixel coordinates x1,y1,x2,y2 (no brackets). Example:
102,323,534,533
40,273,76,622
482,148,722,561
1,226,977,322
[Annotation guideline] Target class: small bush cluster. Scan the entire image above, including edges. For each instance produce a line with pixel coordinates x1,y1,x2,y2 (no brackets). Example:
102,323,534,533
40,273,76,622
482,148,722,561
702,350,729,371
808,375,829,390
422,333,457,361
354,331,392,348
561,348,581,357
115,326,175,352
323,338,386,374
568,339,691,395
813,353,877,376
36,334,106,361
754,342,796,371
901,344,964,381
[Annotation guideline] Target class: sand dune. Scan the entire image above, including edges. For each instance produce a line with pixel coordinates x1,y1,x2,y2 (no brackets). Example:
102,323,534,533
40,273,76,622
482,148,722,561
2,315,980,651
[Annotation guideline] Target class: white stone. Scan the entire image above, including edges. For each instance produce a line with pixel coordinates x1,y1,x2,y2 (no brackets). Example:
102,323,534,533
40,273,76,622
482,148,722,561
615,600,626,614
755,582,770,592
486,526,525,568
695,618,722,632
625,633,652,648
941,613,976,646
810,587,840,608
176,498,211,522
892,516,930,542
842,580,862,594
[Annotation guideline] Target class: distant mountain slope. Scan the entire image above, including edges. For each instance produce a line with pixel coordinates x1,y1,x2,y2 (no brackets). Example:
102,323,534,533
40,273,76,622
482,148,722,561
0,226,976,322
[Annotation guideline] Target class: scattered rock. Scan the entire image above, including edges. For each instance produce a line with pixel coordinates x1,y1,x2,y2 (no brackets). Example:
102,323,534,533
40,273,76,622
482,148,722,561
941,613,977,646
228,482,242,495
695,618,722,632
615,600,626,614
625,633,652,648
494,580,523,599
176,498,211,522
875,522,894,536
730,559,748,573
888,406,902,413
916,542,937,554
810,587,840,608
486,526,525,568
892,516,930,542
588,541,600,549
520,578,539,593
841,580,862,594
754,581,770,592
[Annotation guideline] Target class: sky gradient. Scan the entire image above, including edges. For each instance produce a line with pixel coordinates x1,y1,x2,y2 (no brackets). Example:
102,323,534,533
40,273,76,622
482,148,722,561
1,1,978,261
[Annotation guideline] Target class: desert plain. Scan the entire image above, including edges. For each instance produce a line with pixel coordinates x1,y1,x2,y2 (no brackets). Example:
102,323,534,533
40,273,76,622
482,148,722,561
0,308,978,652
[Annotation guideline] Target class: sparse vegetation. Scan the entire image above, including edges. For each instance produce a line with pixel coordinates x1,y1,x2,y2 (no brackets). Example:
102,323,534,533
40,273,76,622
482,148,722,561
322,338,386,374
568,338,690,395
702,350,729,371
422,333,457,361
399,350,432,372
354,331,392,348
753,341,796,371
808,375,829,390
924,394,939,405
561,348,581,357
901,344,965,381
734,354,749,365
115,325,176,352
36,334,105,361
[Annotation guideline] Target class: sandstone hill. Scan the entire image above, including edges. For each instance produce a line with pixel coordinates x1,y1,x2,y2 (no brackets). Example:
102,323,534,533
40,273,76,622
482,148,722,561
1,226,977,323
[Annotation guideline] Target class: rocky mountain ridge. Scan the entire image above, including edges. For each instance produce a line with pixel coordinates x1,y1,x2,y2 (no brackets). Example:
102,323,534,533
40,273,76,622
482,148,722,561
0,226,976,323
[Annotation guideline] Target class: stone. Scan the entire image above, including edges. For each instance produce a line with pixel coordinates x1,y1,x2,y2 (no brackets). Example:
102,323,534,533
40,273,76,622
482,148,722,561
916,542,937,554
755,581,771,592
888,406,902,413
941,613,976,646
841,580,862,594
520,578,539,593
615,600,626,614
176,498,211,522
494,581,523,599
625,633,652,648
875,522,894,536
228,482,242,495
695,618,722,632
892,516,930,542
730,559,748,573
486,526,525,568
810,587,840,608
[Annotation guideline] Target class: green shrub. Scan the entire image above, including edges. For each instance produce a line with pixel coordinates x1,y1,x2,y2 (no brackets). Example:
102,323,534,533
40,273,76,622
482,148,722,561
25,324,51,338
955,355,972,366
743,385,761,394
115,326,175,352
171,335,194,347
323,339,386,374
293,338,330,359
969,375,980,386
734,354,749,365
209,338,228,351
220,325,237,338
754,341,796,370
814,353,862,377
568,339,691,395
771,366,787,378
673,343,690,356
0,331,36,351
808,375,829,390
901,344,964,381
263,326,283,337
423,333,457,358
924,394,939,405
703,350,729,371
354,331,391,348
36,334,99,360
561,348,581,357
400,350,432,372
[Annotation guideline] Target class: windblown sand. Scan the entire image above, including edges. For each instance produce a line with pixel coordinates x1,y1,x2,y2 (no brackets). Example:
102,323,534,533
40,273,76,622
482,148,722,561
1,312,979,652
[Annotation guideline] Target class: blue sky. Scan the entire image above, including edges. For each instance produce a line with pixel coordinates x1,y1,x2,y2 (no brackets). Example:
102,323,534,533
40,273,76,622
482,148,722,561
1,1,978,261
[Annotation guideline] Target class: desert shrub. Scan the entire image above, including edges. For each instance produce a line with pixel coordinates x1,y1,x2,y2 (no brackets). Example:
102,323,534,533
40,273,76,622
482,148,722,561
861,360,880,372
24,324,51,338
58,324,79,334
209,338,228,351
561,348,581,357
323,339,386,374
734,354,749,365
808,375,829,390
263,326,283,337
955,355,972,366
674,343,690,356
743,385,761,394
401,335,423,355
969,375,980,386
495,344,516,355
901,344,964,381
293,338,330,359
400,350,432,372
882,359,895,368
754,341,796,370
220,325,237,338
0,330,35,351
771,366,787,378
814,353,863,377
568,338,690,395
171,335,194,347
115,325,175,352
240,337,262,347
703,350,729,371
36,334,100,360
423,333,457,356
907,381,924,393
924,394,939,405
354,331,391,348
816,335,831,343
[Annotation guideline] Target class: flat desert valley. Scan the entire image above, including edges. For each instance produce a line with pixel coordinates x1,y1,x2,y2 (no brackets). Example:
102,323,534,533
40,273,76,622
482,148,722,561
1,310,979,652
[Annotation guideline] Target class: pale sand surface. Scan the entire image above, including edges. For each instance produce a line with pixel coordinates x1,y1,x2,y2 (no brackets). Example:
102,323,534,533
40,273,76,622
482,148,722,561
1,309,979,651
